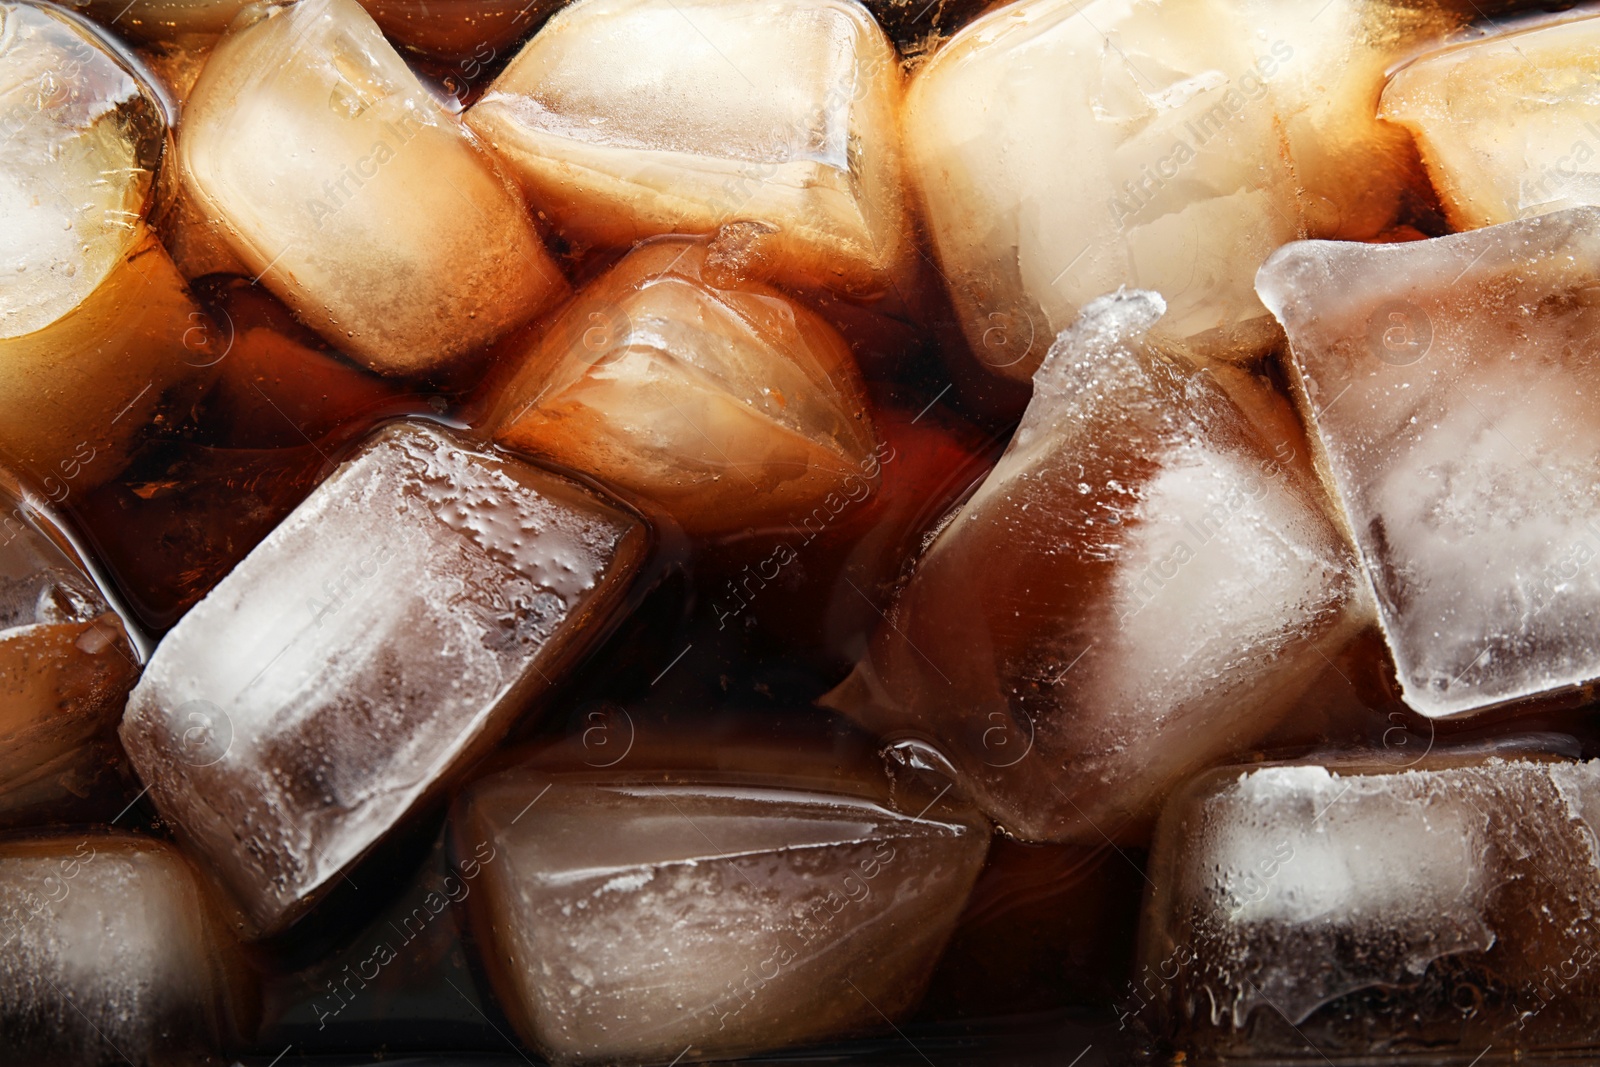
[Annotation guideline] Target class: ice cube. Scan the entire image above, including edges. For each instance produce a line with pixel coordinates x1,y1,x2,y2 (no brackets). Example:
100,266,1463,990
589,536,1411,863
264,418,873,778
451,763,990,1065
902,0,1468,382
486,237,883,536
464,0,912,298
119,421,651,937
824,291,1363,844
1381,13,1600,231
0,1,213,491
0,833,244,1065
1245,0,1460,240
176,0,566,379
0,472,137,822
138,34,257,282
902,0,1299,379
1139,752,1600,1055
1256,207,1600,719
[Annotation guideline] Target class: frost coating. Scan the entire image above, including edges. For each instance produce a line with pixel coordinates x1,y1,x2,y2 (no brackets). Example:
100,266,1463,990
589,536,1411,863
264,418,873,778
1258,207,1600,718
1142,756,1600,1054
0,835,229,1064
825,292,1360,843
0,2,204,490
901,0,1464,379
456,772,989,1065
120,422,648,937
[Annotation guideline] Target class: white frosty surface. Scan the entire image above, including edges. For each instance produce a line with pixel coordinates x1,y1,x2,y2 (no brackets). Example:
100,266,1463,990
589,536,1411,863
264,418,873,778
1259,207,1600,718
828,290,1360,844
0,835,221,1064
121,422,645,936
0,1,154,339
459,772,989,1065
1146,757,1600,1033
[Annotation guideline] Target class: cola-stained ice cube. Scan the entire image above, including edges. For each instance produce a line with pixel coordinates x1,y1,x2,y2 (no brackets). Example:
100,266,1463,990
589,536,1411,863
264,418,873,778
488,238,882,536
902,0,1468,382
1257,208,1600,719
465,0,912,297
902,0,1300,379
0,833,244,1065
452,765,989,1065
120,421,651,937
1243,0,1461,240
177,0,566,378
825,291,1362,844
1382,13,1600,231
1139,752,1600,1055
0,472,137,822
0,1,212,491
139,34,256,282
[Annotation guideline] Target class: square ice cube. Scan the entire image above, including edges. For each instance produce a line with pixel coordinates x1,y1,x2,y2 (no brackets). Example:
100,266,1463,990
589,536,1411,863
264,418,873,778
120,421,651,937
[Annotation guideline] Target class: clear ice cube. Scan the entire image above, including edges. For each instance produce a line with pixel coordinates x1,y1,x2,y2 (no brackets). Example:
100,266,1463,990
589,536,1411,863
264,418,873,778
824,291,1363,844
0,471,136,821
1139,751,1600,1055
452,764,989,1065
487,237,883,536
176,0,567,378
0,833,242,1065
0,1,212,490
464,0,912,298
119,421,651,937
902,0,1467,381
1382,12,1600,231
1256,207,1600,718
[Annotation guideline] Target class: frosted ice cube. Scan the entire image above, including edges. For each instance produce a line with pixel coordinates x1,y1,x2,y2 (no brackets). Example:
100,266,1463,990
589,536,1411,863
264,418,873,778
119,421,651,937
1257,207,1600,718
902,0,1468,382
0,1,212,490
1140,753,1600,1055
1246,0,1460,240
1382,13,1600,231
452,765,989,1065
824,291,1363,844
0,833,241,1065
176,0,566,378
0,472,137,822
464,0,911,298
487,238,883,536
902,0,1299,379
